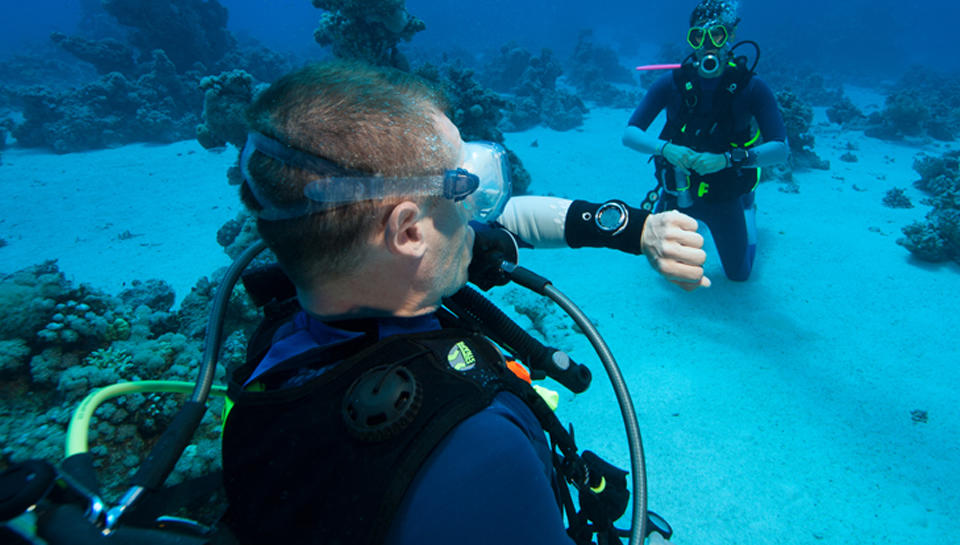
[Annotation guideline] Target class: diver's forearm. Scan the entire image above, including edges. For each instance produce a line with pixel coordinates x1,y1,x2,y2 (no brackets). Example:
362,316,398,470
622,125,668,156
750,140,789,168
499,196,570,248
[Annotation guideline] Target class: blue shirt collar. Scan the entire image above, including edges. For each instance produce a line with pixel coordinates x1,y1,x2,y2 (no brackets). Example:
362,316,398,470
244,311,441,387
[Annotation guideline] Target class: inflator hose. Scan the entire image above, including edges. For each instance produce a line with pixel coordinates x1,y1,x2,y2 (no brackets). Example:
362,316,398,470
448,287,592,393
506,264,648,545
120,241,268,515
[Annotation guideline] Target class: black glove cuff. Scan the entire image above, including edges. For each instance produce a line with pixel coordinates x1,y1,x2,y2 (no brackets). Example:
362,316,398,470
564,199,650,256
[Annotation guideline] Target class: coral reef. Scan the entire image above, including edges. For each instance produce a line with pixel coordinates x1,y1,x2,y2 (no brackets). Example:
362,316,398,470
5,1,290,153
12,50,202,152
759,47,844,107
776,89,829,171
311,0,426,70
826,95,868,128
101,0,235,73
882,188,913,209
477,44,587,134
864,67,960,142
0,261,261,497
196,70,256,150
897,151,960,264
565,30,641,109
49,32,136,76
416,61,532,194
865,90,929,140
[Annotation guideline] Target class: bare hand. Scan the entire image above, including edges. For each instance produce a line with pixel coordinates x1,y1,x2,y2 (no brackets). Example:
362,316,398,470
640,210,711,291
689,151,728,175
661,143,697,170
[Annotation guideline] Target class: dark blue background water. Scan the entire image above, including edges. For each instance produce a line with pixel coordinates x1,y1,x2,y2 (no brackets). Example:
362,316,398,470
2,1,954,83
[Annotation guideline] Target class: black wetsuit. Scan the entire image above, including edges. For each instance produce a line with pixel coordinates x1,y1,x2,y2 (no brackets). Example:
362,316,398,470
629,70,786,281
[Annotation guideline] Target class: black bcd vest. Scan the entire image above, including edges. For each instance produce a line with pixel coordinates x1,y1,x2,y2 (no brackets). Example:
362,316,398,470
221,320,571,545
654,60,760,202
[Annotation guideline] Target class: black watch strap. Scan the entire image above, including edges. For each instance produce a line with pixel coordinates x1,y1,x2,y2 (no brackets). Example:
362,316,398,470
565,199,650,255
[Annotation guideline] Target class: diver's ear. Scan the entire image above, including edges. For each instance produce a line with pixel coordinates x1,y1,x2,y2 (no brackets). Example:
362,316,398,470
384,200,427,258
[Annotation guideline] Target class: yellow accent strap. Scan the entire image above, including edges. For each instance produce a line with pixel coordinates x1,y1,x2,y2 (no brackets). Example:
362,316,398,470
533,385,560,411
730,129,761,149
590,476,607,494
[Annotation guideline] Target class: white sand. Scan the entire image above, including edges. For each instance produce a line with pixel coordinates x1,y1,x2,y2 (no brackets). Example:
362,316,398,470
502,104,960,544
0,140,241,304
1,97,958,544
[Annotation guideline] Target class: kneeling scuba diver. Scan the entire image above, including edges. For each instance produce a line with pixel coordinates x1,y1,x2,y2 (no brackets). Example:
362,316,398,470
0,226,673,545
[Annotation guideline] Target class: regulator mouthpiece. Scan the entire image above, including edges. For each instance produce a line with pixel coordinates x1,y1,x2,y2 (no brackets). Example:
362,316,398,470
698,53,721,76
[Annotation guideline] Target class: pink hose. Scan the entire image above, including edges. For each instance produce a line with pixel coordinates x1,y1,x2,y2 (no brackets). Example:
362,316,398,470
635,64,682,71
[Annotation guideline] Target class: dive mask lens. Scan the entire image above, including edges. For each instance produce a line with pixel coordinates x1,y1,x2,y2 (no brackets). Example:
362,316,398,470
708,25,728,48
687,24,728,49
687,27,707,49
457,141,512,222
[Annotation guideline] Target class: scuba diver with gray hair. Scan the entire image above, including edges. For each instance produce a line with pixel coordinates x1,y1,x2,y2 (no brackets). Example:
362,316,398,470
624,0,788,281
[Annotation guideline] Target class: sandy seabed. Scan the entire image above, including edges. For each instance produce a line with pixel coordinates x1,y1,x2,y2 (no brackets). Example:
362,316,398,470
1,90,958,544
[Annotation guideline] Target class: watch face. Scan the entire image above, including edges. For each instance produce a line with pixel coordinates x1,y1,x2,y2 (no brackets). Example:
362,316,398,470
596,202,626,231
731,148,748,162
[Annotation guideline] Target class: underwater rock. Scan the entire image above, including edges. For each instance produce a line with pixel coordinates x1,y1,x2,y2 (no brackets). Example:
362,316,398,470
0,339,31,375
826,95,867,128
416,61,532,194
49,32,136,76
898,221,950,262
897,151,960,264
119,279,176,313
865,68,960,142
759,48,844,107
777,89,829,171
177,271,261,341
102,0,235,73
311,0,425,69
882,188,913,209
479,45,587,135
565,30,640,109
213,41,294,85
0,261,238,497
196,69,255,150
481,42,533,93
868,90,929,139
11,50,201,153
839,152,858,163
216,216,246,250
0,261,71,341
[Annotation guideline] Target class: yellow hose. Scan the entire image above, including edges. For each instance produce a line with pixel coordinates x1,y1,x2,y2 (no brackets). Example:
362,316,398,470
66,381,227,457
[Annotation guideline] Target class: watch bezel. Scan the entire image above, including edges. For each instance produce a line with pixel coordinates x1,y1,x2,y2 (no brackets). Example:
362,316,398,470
595,201,628,235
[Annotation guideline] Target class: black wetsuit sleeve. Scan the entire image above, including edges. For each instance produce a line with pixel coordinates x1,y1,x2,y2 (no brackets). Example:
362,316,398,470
749,77,787,142
627,73,674,130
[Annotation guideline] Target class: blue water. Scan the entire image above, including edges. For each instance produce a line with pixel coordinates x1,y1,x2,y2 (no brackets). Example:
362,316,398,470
3,1,956,75
1,2,958,544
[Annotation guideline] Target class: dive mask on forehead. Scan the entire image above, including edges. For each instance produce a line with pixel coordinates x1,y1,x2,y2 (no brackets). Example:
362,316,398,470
240,132,512,222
